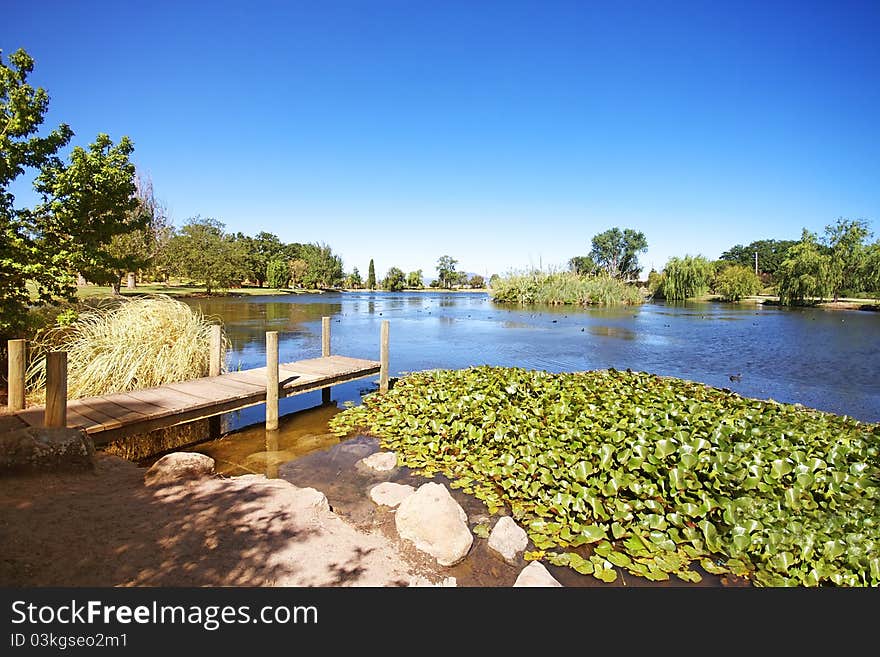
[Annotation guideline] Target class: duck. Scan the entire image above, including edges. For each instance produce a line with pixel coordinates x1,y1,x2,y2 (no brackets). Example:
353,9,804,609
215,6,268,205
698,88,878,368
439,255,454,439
729,373,742,382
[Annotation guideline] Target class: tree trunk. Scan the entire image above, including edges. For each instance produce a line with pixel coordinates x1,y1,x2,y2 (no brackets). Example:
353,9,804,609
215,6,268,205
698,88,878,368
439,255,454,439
111,281,122,296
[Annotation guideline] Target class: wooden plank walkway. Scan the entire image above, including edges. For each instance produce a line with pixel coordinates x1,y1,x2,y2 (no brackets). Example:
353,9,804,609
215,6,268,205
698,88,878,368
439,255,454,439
0,355,380,445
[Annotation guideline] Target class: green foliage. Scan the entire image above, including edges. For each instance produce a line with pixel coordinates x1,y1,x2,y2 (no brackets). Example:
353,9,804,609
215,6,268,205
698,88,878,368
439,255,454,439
488,273,501,288
382,266,406,291
588,228,648,280
714,265,761,301
238,231,283,287
330,366,879,586
568,255,598,276
863,241,880,298
1,48,74,337
491,270,643,306
660,255,714,300
345,267,363,289
288,258,308,288
164,217,247,294
720,239,797,278
367,259,376,290
266,258,289,288
825,217,872,300
646,269,664,297
406,270,423,288
34,132,144,290
436,255,458,289
776,230,833,305
297,242,343,288
468,274,485,289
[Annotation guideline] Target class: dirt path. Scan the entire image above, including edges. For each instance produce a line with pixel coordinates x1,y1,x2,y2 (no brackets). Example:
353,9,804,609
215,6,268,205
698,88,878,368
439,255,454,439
0,453,449,587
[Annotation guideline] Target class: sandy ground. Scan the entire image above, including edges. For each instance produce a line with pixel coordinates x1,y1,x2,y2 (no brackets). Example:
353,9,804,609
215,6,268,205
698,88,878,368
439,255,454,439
0,452,452,587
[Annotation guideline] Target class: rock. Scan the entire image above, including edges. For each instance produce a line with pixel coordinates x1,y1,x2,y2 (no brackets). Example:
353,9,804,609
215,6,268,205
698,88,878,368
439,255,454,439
358,451,398,472
370,482,415,508
513,561,563,587
292,486,331,515
408,576,458,587
395,482,473,566
144,452,215,486
0,427,95,473
487,516,528,562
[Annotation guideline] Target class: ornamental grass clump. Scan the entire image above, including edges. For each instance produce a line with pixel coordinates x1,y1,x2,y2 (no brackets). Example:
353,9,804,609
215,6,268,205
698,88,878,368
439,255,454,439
26,295,227,400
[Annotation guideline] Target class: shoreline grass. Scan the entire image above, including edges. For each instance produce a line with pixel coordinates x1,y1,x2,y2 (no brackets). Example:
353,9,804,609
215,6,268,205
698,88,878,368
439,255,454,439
491,270,644,306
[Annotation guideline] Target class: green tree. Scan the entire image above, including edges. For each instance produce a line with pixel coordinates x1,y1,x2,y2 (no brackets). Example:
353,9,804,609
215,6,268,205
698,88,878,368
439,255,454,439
299,242,343,288
660,255,714,300
165,217,246,294
468,274,485,289
436,255,458,289
34,133,146,295
488,273,501,288
776,230,833,305
288,258,308,288
406,270,423,288
345,267,363,289
720,239,797,278
568,255,598,276
824,217,871,300
266,258,289,288
646,269,664,297
238,231,283,287
862,240,880,297
589,228,648,280
714,265,761,301
367,259,376,290
382,266,406,291
1,48,75,336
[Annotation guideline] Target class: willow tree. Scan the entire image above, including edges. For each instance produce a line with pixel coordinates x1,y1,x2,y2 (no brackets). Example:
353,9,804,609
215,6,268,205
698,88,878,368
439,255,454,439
660,255,714,300
776,230,833,305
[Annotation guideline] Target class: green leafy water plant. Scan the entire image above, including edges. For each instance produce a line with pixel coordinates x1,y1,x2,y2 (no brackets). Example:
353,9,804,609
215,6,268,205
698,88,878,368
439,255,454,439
329,366,879,586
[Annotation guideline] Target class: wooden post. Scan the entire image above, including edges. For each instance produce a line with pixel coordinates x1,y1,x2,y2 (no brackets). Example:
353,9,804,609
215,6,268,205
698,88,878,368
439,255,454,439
379,320,389,393
322,316,331,356
209,324,223,377
44,351,67,428
321,316,331,403
266,331,279,431
7,339,25,411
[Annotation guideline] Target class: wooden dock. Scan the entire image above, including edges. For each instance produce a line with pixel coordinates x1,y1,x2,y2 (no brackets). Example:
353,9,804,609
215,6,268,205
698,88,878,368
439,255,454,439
2,319,390,445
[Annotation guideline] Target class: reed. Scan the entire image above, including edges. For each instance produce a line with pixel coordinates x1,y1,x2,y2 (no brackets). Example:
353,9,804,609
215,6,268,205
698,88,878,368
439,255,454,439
490,270,643,306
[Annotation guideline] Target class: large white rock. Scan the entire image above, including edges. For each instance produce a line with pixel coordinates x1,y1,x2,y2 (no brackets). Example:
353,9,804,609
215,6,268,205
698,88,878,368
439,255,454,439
370,482,415,508
358,451,398,472
395,482,473,566
144,452,215,486
513,561,563,587
488,516,528,562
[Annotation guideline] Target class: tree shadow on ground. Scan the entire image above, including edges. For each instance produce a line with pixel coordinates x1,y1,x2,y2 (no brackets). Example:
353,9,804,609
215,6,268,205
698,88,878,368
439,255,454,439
0,454,316,586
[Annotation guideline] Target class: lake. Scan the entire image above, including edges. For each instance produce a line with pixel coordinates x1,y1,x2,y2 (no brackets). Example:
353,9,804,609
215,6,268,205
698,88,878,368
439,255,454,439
183,291,880,431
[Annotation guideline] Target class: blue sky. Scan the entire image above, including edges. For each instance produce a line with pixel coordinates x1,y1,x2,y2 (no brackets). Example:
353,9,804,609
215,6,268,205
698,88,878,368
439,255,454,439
4,0,879,280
